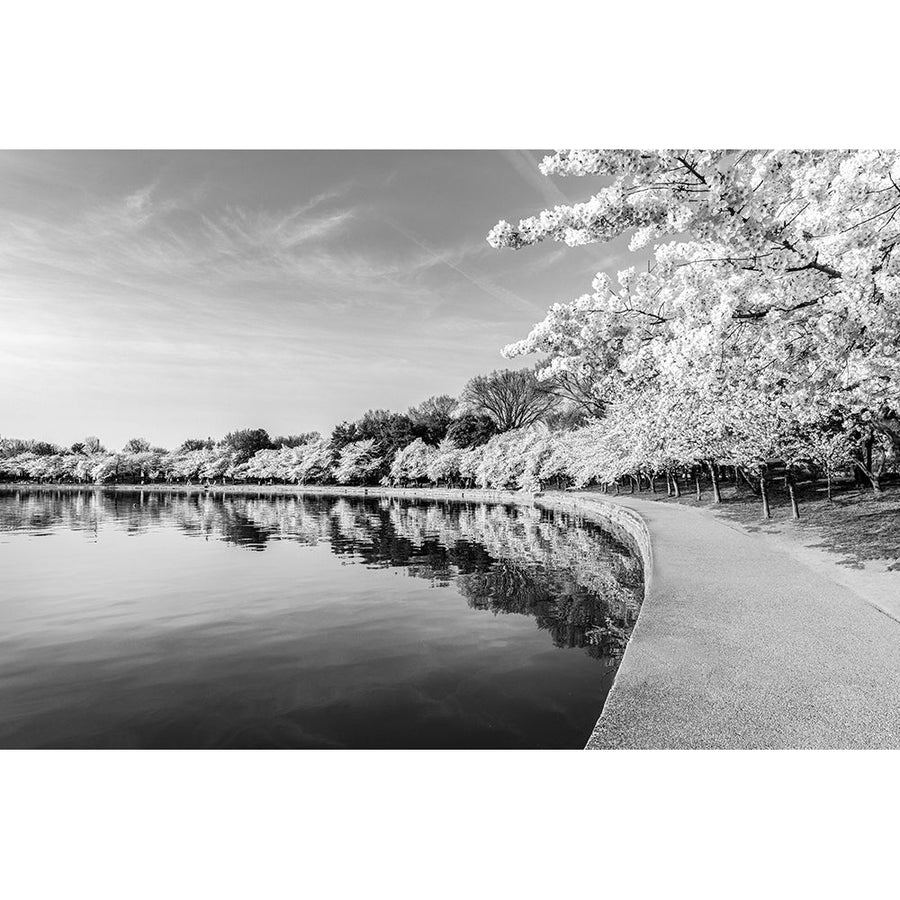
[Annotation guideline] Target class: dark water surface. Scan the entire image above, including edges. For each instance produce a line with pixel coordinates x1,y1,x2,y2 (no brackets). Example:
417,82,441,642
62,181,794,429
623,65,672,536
0,489,643,749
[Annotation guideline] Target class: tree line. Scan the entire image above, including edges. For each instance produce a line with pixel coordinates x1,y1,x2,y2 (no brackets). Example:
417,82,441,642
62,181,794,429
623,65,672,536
0,368,587,490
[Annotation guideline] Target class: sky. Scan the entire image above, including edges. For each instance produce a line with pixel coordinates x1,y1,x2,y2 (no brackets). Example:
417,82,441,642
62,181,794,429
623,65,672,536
0,150,632,450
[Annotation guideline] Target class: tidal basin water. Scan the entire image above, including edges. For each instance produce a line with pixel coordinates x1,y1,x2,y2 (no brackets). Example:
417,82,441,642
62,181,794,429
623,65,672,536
0,489,643,749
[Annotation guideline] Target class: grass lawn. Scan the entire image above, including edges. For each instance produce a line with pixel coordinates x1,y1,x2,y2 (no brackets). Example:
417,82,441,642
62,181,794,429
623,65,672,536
594,478,900,571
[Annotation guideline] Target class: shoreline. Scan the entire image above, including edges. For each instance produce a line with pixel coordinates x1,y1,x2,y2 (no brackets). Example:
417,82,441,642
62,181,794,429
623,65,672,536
0,481,537,503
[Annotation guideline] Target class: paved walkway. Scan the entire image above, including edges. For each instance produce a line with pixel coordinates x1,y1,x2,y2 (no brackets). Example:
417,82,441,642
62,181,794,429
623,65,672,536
559,493,900,749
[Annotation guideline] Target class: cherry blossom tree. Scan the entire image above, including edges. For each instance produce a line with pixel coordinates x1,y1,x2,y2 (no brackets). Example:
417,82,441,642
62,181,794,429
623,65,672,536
201,449,234,484
291,437,335,484
800,417,855,502
426,438,464,486
334,439,384,486
489,150,900,505
388,438,437,486
457,446,484,488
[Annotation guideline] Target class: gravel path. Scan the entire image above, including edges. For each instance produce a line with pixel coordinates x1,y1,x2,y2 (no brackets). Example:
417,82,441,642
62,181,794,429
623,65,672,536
567,494,900,749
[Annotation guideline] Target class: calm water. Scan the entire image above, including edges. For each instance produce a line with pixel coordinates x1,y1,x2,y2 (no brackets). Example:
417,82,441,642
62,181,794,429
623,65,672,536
0,488,643,749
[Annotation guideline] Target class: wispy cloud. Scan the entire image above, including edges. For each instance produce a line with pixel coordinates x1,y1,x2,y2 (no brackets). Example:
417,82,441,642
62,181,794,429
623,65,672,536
382,216,541,314
0,178,506,320
0,184,362,294
0,151,590,447
500,149,571,208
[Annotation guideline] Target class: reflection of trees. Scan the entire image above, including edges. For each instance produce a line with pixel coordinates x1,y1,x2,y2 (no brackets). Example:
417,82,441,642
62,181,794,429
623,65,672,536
1,489,643,661
0,490,331,550
457,561,628,661
0,489,106,538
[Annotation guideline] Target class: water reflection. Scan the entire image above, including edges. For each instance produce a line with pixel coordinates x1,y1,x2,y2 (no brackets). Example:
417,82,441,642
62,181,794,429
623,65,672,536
0,488,643,748
3,489,642,655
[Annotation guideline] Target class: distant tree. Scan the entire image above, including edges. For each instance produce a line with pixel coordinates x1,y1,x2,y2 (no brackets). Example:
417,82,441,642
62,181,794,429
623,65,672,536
69,442,86,454
31,441,61,456
200,448,233,484
355,409,415,450
222,428,274,463
389,438,437,485
329,421,359,452
408,395,457,444
334,439,384,485
123,437,151,453
245,448,284,483
426,438,465,486
330,412,415,482
82,436,104,454
90,454,121,484
544,404,590,430
179,437,215,452
544,369,608,419
461,368,558,432
0,438,34,458
271,432,320,448
291,437,334,484
446,412,498,448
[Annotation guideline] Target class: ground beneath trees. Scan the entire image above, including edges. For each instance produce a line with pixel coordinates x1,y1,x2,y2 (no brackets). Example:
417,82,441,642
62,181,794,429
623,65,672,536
588,480,900,621
676,480,897,566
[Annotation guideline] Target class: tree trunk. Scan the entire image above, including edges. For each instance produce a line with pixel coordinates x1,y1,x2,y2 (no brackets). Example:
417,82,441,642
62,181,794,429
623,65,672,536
787,471,800,519
825,467,833,502
760,472,771,519
695,470,702,501
736,467,750,491
854,460,885,497
614,480,620,495
629,476,635,494
851,453,867,487
672,474,681,498
708,461,722,503
649,475,656,494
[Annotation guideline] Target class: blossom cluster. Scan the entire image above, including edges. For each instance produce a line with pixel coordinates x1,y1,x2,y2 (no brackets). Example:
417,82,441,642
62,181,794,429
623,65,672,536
489,149,900,490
